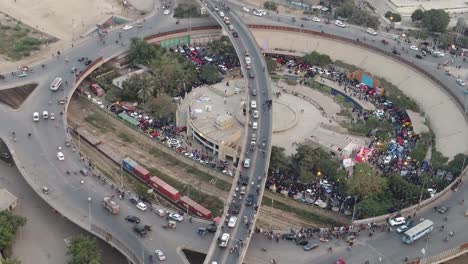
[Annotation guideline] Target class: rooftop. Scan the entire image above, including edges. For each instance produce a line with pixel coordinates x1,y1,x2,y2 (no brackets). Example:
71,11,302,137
0,187,17,212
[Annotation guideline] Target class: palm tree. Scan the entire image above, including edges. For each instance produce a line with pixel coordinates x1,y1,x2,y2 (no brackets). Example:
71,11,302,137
137,78,155,104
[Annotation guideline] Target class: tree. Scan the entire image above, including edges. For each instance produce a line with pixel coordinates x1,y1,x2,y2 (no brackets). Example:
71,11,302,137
302,51,332,67
0,211,27,251
387,175,421,208
291,145,340,182
121,74,155,103
269,146,290,172
446,153,468,176
199,64,220,84
346,163,387,199
430,150,449,170
355,195,388,218
127,38,164,65
67,235,102,264
385,11,402,22
1,258,21,264
422,9,450,32
263,1,278,11
411,9,424,22
336,1,355,18
266,58,279,74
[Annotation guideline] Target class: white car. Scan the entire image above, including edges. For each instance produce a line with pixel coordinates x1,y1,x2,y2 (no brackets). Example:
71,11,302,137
366,28,377,35
228,216,238,227
50,113,55,120
335,20,346,28
57,152,65,161
388,216,405,226
396,225,409,233
456,79,466,86
42,111,49,119
432,51,444,57
253,10,262,16
136,202,147,211
245,57,251,64
33,112,40,121
163,9,170,15
409,45,418,51
312,16,320,22
258,9,267,15
242,6,249,12
252,122,258,129
243,158,251,168
253,110,259,119
155,250,166,261
219,11,225,18
169,213,184,222
123,25,133,30
219,233,230,247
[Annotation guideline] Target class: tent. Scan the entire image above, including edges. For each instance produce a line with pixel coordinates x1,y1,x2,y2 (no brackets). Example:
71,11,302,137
355,147,374,163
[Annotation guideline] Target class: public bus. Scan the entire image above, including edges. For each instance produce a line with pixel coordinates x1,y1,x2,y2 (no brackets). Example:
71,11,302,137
50,77,63,91
402,219,434,244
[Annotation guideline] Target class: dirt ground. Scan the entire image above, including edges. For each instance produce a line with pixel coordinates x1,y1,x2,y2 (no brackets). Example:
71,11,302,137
67,96,310,229
0,0,152,71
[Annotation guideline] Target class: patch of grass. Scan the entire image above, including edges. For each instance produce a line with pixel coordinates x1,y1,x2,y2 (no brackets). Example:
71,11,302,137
261,197,342,227
174,4,206,18
118,132,132,142
343,116,394,136
84,114,115,133
378,77,420,112
305,80,332,94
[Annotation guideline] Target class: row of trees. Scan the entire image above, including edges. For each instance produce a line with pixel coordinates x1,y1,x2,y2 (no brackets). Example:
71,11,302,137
411,9,450,33
335,1,380,29
67,235,102,264
0,211,26,263
269,144,467,218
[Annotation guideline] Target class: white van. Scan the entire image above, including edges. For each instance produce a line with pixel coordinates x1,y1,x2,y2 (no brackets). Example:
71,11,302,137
250,100,257,109
252,122,258,129
219,233,230,247
50,77,63,91
243,158,251,168
42,111,49,119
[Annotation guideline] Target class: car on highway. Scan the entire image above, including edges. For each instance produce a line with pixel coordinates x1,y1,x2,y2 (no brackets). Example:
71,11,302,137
123,25,133,30
163,9,170,15
33,112,39,121
388,216,405,226
252,122,258,129
438,205,450,214
312,16,320,22
251,100,257,109
227,216,237,227
251,87,257,96
396,225,409,233
242,6,250,12
253,110,259,119
56,152,65,161
456,79,466,86
245,56,251,64
42,111,49,119
416,54,423,59
219,233,230,247
156,208,167,217
133,224,147,237
155,250,166,261
366,28,377,35
253,10,263,16
409,45,418,51
136,202,148,211
219,11,225,17
232,31,238,38
125,215,141,223
303,242,319,251
169,213,184,222
245,193,254,206
243,158,251,168
50,113,55,120
334,20,346,28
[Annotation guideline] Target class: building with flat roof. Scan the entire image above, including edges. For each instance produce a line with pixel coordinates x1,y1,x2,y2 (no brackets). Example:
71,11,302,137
0,187,18,212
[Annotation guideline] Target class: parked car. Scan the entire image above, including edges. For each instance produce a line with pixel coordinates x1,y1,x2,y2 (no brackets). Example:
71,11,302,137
169,213,184,222
56,152,65,161
334,20,346,28
303,243,319,251
396,225,409,233
438,205,450,214
155,250,166,261
133,224,147,237
33,112,39,121
136,202,148,211
388,216,405,226
125,215,141,223
123,25,133,30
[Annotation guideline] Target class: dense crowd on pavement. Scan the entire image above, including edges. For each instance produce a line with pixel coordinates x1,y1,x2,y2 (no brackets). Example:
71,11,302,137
263,55,457,216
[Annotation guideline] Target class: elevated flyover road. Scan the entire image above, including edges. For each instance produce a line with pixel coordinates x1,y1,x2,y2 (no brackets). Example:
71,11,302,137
201,1,273,264
0,13,218,264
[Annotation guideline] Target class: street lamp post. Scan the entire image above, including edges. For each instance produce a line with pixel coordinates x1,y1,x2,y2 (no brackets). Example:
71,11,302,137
87,197,92,228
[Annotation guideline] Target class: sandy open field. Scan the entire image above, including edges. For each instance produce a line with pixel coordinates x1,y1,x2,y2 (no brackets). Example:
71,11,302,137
0,0,153,71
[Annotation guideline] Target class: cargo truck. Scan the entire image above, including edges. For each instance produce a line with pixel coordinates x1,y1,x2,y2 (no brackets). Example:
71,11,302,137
103,196,120,214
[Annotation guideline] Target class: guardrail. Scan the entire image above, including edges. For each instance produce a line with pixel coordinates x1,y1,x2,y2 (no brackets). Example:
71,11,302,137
91,224,141,264
408,242,468,264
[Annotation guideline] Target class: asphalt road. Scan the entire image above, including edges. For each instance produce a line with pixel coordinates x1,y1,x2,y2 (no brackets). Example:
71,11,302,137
0,11,218,264
200,1,273,264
